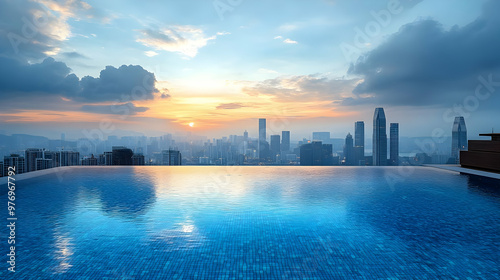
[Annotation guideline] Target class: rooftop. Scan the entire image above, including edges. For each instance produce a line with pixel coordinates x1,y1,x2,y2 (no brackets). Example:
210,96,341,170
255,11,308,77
479,133,500,141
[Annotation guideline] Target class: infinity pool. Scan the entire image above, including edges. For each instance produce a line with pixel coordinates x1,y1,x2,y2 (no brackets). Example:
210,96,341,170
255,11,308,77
1,166,499,279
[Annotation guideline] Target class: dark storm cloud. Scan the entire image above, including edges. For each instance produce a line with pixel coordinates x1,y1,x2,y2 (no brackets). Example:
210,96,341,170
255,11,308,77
0,57,159,103
77,65,158,102
347,0,500,107
0,56,79,94
81,103,149,115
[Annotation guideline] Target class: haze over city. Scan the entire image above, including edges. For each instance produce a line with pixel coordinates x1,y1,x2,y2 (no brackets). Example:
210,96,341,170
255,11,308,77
1,0,499,141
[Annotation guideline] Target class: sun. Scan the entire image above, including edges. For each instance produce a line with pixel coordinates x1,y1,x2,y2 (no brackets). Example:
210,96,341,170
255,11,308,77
189,122,194,127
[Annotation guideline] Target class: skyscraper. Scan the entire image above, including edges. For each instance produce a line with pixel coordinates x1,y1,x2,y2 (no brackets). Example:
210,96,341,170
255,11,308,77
111,146,133,165
451,116,467,162
258,118,267,159
390,123,399,166
57,151,80,167
36,158,53,171
373,108,387,166
132,154,145,165
300,141,333,166
344,133,354,165
312,132,330,142
25,148,44,172
161,149,182,165
355,121,364,146
354,121,365,166
3,154,25,175
281,131,290,153
270,135,281,161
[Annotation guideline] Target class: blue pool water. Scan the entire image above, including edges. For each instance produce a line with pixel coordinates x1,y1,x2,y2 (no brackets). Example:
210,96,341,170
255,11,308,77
1,166,500,279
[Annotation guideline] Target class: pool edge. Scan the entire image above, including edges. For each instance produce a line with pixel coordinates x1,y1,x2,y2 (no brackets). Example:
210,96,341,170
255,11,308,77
424,164,500,180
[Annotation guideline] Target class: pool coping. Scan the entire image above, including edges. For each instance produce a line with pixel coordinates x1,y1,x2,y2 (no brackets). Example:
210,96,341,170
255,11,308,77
0,166,79,185
2,165,499,185
424,164,500,180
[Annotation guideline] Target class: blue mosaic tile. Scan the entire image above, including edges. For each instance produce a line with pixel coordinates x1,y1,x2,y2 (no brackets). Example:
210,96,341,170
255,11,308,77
1,166,499,279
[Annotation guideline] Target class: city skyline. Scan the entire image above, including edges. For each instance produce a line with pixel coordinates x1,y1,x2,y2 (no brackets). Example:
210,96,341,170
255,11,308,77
1,107,469,171
1,0,500,140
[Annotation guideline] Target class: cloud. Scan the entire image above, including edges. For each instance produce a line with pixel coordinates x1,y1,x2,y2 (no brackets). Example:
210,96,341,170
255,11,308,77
0,0,106,60
61,51,88,59
258,68,279,74
216,103,247,110
34,0,109,22
160,93,171,99
347,0,500,107
0,0,71,59
144,50,159,57
274,36,298,44
242,74,359,102
0,56,159,103
283,38,298,44
80,103,149,115
0,56,80,94
137,25,221,58
78,65,158,102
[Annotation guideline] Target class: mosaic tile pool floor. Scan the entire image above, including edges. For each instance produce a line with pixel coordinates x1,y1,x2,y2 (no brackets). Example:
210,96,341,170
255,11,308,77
1,166,500,279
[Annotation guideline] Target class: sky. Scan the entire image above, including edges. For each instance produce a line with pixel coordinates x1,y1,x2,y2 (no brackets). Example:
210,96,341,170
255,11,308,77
0,0,499,141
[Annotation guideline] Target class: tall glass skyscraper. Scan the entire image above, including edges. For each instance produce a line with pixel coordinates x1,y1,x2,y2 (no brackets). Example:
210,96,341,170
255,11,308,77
355,121,364,148
258,118,266,159
373,108,387,166
354,121,365,165
451,116,467,162
281,131,290,153
270,135,281,161
390,123,399,166
344,133,354,165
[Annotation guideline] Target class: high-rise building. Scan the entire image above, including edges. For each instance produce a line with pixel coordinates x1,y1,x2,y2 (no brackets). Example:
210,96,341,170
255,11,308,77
270,135,281,162
373,108,387,166
243,130,248,141
300,142,314,166
111,146,133,165
3,154,25,175
36,158,53,171
321,144,333,166
25,148,45,172
344,133,354,165
258,118,267,160
104,152,113,165
161,150,182,165
58,151,80,167
81,155,98,166
354,121,365,166
0,162,4,177
355,121,364,147
390,123,399,166
451,116,467,163
300,141,332,166
132,154,145,165
281,131,290,153
312,132,330,142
